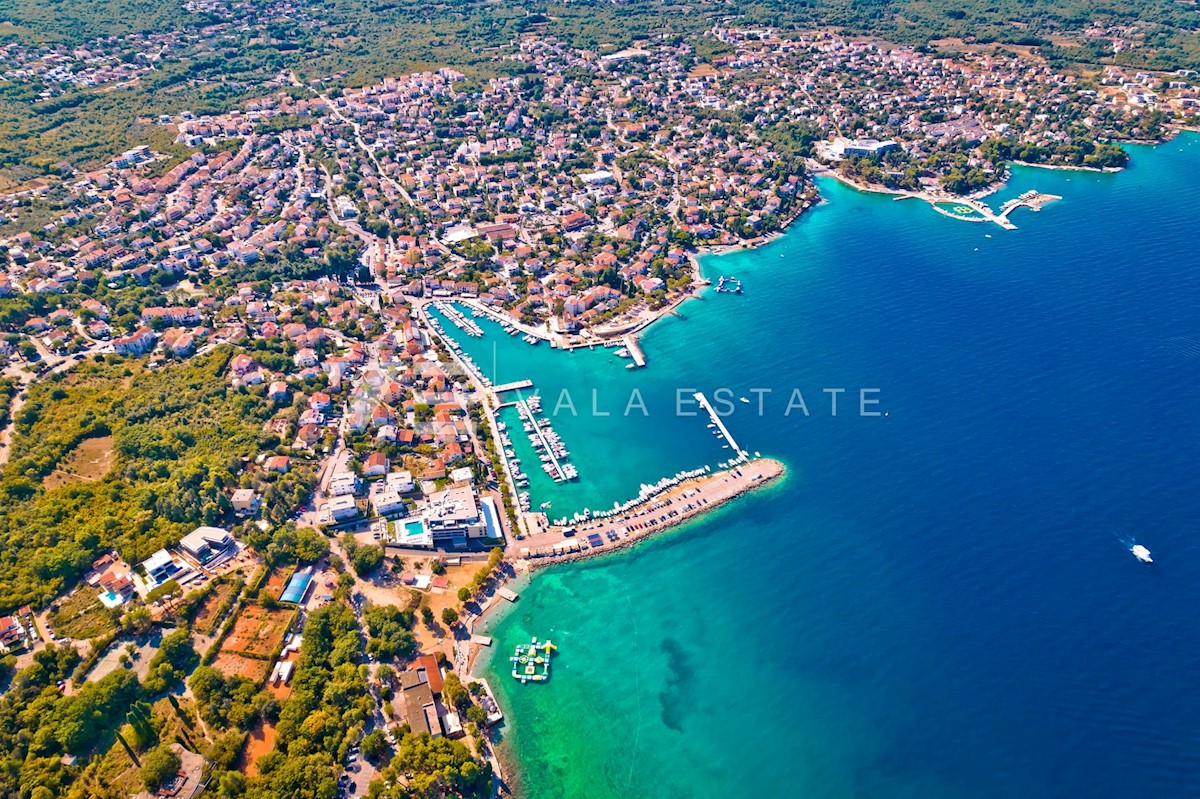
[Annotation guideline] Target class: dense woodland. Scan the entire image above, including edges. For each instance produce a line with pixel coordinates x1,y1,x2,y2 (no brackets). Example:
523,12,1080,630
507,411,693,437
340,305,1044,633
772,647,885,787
0,348,314,613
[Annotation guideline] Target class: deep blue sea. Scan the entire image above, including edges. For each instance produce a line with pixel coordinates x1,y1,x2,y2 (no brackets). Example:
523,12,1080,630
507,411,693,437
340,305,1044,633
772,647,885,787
461,133,1200,799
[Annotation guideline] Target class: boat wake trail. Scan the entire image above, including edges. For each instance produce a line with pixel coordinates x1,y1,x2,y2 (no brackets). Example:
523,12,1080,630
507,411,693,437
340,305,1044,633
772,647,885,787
1157,335,1200,359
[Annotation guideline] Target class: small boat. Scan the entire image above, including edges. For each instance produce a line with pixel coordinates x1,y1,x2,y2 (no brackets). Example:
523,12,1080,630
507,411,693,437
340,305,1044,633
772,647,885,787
540,501,552,509
1131,544,1153,563
739,396,750,403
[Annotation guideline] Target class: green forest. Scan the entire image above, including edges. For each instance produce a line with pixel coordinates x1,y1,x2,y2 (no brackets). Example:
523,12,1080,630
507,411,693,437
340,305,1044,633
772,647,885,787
0,348,311,613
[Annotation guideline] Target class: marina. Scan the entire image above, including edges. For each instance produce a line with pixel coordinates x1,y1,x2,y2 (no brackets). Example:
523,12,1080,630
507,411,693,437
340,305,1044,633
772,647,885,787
515,395,578,484
422,307,494,390
458,297,553,344
434,301,484,337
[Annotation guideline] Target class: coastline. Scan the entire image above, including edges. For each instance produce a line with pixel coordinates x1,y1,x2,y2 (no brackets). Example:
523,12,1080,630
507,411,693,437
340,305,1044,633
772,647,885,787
585,189,815,350
1008,159,1122,174
808,136,1155,207
466,459,787,658
562,127,1167,351
465,457,786,796
451,130,1200,798
517,457,785,570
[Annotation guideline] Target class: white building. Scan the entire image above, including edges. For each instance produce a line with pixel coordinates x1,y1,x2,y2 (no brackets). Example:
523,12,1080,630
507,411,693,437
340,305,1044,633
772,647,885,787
141,549,184,587
385,470,415,493
327,494,360,521
329,471,361,497
179,526,235,565
373,490,408,517
422,483,486,547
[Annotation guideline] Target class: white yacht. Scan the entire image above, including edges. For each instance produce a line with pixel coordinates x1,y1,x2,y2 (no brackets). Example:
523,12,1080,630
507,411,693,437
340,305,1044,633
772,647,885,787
1131,544,1153,563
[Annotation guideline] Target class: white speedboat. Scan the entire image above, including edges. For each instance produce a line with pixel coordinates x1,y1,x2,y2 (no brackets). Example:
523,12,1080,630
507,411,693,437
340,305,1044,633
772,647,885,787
1131,544,1152,563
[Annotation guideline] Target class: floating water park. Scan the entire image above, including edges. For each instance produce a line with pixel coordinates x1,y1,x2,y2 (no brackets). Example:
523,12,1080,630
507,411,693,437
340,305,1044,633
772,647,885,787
715,275,743,294
510,637,557,683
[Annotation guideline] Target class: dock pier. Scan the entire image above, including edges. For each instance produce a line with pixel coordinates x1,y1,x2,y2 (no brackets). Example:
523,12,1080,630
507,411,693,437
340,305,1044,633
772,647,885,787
694,391,746,458
494,379,534,394
517,398,570,482
624,336,646,367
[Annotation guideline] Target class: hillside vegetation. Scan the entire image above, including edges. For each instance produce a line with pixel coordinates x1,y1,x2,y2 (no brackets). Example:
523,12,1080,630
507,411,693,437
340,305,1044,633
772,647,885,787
0,348,307,613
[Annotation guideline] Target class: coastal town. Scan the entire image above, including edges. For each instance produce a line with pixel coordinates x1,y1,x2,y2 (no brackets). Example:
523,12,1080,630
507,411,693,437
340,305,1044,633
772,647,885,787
0,16,1197,799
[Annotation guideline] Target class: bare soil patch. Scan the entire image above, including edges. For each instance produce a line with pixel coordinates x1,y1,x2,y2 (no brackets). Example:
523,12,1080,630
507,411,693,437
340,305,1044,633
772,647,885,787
212,651,272,683
263,567,292,598
43,434,115,488
192,580,238,635
239,718,278,776
220,603,293,659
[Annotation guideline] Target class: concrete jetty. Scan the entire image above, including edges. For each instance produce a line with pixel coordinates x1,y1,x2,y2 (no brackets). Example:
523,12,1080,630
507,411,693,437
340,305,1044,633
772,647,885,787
625,335,646,367
694,391,745,457
997,190,1062,223
494,379,534,393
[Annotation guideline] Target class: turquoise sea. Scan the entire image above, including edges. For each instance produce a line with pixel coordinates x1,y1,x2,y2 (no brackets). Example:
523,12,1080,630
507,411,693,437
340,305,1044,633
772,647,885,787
453,133,1200,798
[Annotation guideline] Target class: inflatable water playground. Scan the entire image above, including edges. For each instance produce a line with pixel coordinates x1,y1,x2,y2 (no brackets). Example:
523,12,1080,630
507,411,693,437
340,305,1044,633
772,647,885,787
510,637,557,683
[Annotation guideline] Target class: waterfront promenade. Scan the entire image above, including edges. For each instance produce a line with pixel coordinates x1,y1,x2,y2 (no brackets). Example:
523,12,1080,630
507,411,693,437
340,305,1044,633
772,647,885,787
511,458,785,565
